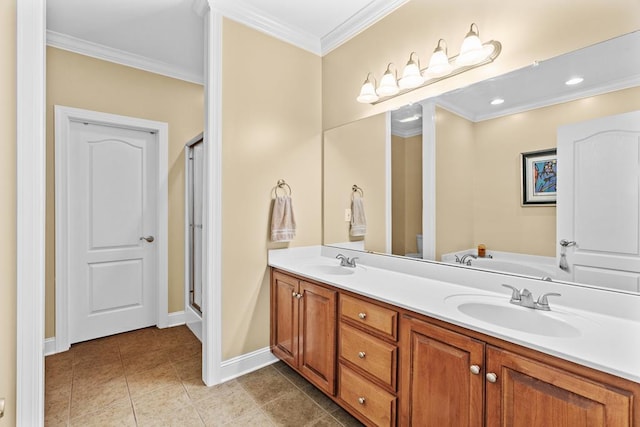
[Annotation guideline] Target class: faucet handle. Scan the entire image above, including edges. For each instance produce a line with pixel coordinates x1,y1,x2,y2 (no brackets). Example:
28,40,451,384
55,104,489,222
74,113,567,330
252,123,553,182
501,284,521,302
349,257,359,267
536,292,561,311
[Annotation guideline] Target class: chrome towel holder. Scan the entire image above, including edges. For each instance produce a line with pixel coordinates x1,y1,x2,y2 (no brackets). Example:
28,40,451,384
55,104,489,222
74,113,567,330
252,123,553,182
352,184,364,198
274,179,292,197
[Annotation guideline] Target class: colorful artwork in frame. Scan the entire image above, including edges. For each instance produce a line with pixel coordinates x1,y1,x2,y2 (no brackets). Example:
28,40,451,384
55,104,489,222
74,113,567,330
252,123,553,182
521,148,557,206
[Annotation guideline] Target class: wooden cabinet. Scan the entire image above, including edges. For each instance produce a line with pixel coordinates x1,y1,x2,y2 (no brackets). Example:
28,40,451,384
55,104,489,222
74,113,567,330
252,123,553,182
400,313,636,427
271,270,337,395
485,346,633,427
338,294,399,427
271,268,639,427
399,315,484,427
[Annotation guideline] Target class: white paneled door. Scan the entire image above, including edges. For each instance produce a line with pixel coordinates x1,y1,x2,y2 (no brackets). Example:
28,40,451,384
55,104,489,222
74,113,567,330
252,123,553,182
557,110,640,293
68,121,158,343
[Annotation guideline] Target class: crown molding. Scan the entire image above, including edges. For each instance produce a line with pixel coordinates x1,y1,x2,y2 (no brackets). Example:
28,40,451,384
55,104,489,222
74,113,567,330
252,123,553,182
46,30,204,85
436,73,640,123
211,0,321,55
392,125,423,138
321,0,410,55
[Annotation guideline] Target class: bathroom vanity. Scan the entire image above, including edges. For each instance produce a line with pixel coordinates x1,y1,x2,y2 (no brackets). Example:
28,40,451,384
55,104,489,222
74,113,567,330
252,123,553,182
269,246,640,427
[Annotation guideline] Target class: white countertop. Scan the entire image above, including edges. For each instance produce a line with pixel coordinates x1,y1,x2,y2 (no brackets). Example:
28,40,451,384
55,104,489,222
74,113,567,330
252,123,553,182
269,246,640,383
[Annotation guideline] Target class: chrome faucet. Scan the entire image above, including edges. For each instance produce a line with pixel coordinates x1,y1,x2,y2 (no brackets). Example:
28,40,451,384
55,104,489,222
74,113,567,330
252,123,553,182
501,284,561,311
336,254,358,268
459,254,477,265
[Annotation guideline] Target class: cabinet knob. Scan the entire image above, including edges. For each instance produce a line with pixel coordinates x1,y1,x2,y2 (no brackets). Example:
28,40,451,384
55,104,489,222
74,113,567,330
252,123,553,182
486,372,498,383
295,293,303,299
470,365,481,375
292,291,297,298
358,351,366,359
358,312,367,320
358,397,366,405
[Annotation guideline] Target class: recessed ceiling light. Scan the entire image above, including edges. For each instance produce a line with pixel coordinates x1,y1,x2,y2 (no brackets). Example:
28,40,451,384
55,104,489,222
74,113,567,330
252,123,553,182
490,98,504,105
565,77,584,86
398,114,422,123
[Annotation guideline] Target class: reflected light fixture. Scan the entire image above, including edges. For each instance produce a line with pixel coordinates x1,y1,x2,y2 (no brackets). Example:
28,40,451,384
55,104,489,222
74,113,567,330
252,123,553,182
377,63,400,96
565,76,584,86
490,98,505,105
356,23,501,104
356,73,379,103
456,23,494,66
399,52,425,89
425,39,453,78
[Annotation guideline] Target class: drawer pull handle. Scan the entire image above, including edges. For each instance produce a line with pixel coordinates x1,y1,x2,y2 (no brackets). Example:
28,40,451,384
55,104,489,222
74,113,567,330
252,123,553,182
358,312,367,320
358,397,366,405
470,365,480,375
358,351,366,359
486,372,498,383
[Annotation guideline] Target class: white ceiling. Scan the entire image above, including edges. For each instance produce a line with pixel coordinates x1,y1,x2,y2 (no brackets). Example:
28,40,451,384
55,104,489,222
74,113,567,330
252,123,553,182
46,0,408,84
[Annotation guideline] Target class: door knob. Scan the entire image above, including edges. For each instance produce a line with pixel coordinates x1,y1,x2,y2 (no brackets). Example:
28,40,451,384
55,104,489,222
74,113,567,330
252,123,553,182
140,236,155,243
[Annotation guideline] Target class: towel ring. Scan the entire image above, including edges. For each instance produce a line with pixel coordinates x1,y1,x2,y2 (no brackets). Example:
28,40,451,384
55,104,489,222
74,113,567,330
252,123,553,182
275,179,292,197
352,184,364,199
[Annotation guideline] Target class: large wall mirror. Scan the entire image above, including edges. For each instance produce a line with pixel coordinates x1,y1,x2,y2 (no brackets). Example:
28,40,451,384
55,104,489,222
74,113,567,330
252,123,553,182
323,30,640,294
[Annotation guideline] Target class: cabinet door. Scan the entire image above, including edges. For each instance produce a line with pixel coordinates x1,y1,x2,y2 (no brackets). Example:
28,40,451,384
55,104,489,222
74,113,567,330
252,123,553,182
270,271,299,367
486,346,633,427
399,315,484,427
299,280,337,395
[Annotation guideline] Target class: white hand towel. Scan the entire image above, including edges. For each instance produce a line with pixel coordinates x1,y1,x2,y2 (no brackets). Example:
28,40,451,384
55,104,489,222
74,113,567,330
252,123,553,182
271,195,296,242
350,197,367,237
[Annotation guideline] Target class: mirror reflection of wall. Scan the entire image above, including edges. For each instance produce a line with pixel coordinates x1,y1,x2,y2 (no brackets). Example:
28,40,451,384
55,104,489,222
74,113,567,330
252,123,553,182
390,105,423,258
324,113,388,253
322,31,640,293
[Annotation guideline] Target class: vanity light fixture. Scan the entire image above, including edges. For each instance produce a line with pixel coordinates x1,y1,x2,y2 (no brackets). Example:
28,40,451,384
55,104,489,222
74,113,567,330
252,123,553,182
377,63,400,96
356,23,501,104
456,23,495,66
398,114,422,123
425,39,453,78
399,52,425,89
490,98,505,105
565,76,584,86
356,73,379,103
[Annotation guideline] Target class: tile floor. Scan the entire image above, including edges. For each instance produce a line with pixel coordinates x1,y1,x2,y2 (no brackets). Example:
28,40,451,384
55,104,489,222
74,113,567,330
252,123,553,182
45,326,363,426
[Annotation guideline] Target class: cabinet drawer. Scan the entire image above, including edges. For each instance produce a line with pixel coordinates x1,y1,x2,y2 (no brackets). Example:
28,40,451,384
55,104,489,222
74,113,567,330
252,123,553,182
340,323,397,389
340,294,398,340
339,364,396,427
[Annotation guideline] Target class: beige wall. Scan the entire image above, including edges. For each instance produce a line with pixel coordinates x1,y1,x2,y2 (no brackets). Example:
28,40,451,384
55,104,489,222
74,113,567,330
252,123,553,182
435,107,475,260
221,19,322,359
0,0,16,423
46,47,204,337
324,114,387,253
322,0,640,130
391,134,422,256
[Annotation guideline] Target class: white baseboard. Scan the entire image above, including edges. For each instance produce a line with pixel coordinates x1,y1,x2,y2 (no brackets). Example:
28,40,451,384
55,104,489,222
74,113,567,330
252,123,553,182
166,310,186,327
44,337,57,356
220,346,278,382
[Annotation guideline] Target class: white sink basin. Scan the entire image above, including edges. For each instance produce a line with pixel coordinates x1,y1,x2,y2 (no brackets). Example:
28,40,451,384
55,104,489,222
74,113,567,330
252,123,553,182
446,294,582,338
307,265,356,276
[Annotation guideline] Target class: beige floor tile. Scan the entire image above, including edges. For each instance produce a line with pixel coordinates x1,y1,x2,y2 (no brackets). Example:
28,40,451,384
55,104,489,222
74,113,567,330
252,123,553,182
70,376,130,419
132,382,191,418
223,408,275,426
237,365,293,405
126,362,182,398
193,381,259,426
273,362,311,390
182,378,239,404
305,414,344,427
72,339,121,368
328,406,364,427
172,354,202,381
73,360,125,390
121,348,172,375
301,384,340,411
165,340,202,363
262,389,326,427
69,399,136,427
137,405,205,427
45,389,70,427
